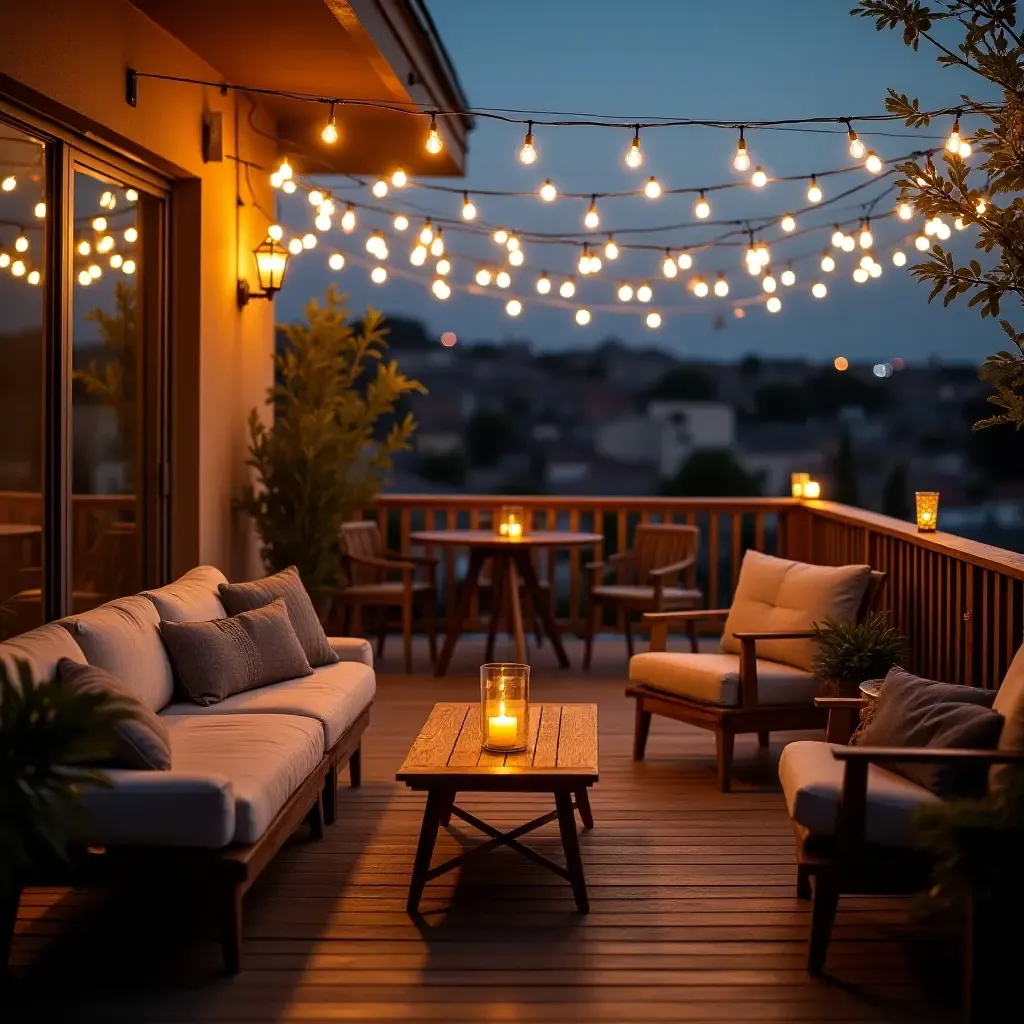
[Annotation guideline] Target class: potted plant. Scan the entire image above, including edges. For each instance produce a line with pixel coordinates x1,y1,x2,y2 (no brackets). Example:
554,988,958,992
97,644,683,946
811,611,909,697
237,286,425,607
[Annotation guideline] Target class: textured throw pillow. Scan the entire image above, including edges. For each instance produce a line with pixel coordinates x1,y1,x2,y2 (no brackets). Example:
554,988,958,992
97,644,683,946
858,667,1003,798
57,658,171,770
160,598,313,706
218,566,338,668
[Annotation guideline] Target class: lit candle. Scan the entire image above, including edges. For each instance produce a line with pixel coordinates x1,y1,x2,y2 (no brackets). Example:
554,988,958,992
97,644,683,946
507,521,522,539
803,480,821,499
498,522,509,536
791,471,809,498
487,701,518,748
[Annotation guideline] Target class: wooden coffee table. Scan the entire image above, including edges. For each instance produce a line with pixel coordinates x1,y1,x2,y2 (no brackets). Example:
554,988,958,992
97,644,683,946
396,701,599,913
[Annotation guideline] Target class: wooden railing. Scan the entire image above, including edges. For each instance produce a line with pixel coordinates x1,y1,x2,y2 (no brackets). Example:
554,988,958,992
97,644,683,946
374,494,1024,690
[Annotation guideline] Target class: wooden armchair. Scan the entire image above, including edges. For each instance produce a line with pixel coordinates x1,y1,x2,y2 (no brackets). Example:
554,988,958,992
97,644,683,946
336,522,438,673
626,549,885,791
783,695,1024,1022
584,523,701,668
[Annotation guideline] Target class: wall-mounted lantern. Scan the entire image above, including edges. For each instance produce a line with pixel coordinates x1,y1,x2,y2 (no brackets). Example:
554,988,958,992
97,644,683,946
238,237,289,307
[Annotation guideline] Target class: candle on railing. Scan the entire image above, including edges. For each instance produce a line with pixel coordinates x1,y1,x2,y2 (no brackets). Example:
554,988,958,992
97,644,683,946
480,663,530,753
916,491,939,532
791,472,810,498
803,480,821,499
496,504,526,540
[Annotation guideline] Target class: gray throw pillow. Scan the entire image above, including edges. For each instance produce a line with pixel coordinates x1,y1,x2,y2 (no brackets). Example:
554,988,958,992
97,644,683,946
859,667,1004,798
218,566,338,668
159,598,312,706
58,658,171,770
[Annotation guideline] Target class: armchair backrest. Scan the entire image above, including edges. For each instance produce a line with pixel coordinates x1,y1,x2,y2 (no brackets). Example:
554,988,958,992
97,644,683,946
339,522,384,585
632,524,699,586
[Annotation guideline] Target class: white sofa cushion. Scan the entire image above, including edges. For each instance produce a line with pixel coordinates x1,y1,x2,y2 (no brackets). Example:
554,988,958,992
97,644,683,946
161,659,375,747
630,651,818,706
779,739,938,848
72,713,325,848
142,565,228,622
328,636,373,668
59,595,175,712
0,621,86,682
721,550,872,671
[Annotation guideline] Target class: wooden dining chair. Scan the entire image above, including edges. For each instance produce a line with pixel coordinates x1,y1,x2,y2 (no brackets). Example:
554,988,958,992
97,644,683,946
584,523,702,668
336,522,438,673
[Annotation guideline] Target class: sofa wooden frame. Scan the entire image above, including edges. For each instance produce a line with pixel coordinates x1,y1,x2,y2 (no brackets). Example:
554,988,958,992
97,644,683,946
2,706,370,976
626,571,886,791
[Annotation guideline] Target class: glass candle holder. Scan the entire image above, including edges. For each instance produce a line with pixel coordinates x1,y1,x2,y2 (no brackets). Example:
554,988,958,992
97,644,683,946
803,479,821,499
791,472,810,498
480,663,530,752
916,491,939,531
496,504,526,539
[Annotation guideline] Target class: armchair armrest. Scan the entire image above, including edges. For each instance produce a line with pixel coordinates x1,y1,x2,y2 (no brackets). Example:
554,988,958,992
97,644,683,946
327,636,374,668
732,629,816,641
647,554,697,579
644,608,730,652
816,697,869,744
385,549,437,567
814,697,868,710
833,746,1024,766
734,630,816,710
585,550,632,582
345,554,415,576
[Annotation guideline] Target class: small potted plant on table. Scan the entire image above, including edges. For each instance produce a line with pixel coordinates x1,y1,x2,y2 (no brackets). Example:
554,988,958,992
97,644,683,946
811,611,909,698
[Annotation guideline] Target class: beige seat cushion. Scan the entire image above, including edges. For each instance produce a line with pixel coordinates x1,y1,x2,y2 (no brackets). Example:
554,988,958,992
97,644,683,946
779,740,938,848
721,550,872,671
72,713,324,848
142,565,228,623
161,659,375,747
592,585,701,607
59,595,175,712
629,651,818,707
0,621,86,682
992,643,1024,785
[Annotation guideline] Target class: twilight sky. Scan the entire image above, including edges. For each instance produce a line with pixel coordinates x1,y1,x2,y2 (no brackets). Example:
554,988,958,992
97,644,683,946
275,0,1001,366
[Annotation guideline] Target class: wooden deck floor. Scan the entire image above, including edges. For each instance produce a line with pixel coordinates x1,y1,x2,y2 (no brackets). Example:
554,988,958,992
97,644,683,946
7,636,957,1023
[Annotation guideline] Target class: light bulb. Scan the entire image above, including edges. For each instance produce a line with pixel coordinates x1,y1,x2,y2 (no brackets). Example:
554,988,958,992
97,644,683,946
268,224,284,241
646,312,662,329
270,171,282,188
366,231,385,256
519,126,537,165
372,179,388,198
958,140,972,159
644,176,662,199
677,251,692,270
893,250,907,266
662,253,677,278
121,259,136,275
309,190,324,207
692,277,709,298
430,232,445,257
618,283,634,302
281,180,296,194
751,166,767,188
915,234,930,251
714,273,729,297
126,189,138,202
976,197,988,215
576,308,591,325
341,205,357,232
11,260,26,278
540,179,557,202
848,126,865,159
733,133,750,171
92,216,107,232
584,198,600,229
506,298,522,316
898,201,914,221
75,239,88,256
762,272,777,294
625,130,643,168
946,117,962,153
812,282,827,298
588,254,601,273
807,176,823,203
476,268,492,286
1,176,16,192
869,262,882,278
315,213,331,231
860,254,874,270
937,221,952,240
841,235,856,253
462,193,477,219
509,248,524,267
746,254,762,276
832,226,845,248
77,269,90,285
578,249,591,275
496,270,511,288
425,114,443,155
865,151,883,174
371,266,388,284
320,198,335,216
781,214,796,232
391,168,408,188
88,263,102,279
420,221,435,245
559,278,575,298
605,238,619,260
27,270,40,285
757,242,770,266
321,105,338,144
694,192,710,219
0,254,9,268
302,232,317,249
109,254,123,269
97,235,114,254
821,252,835,272
394,214,409,231
853,267,869,283
100,191,115,209
123,226,138,244
536,273,551,294
34,202,46,219
637,283,653,303
329,253,345,270
859,225,873,248
431,278,450,300
766,296,782,313
410,244,427,266
781,268,796,287
493,227,508,245
506,233,520,252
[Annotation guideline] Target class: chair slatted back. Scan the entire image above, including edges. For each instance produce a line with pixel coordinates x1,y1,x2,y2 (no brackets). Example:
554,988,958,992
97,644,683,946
632,524,699,587
339,522,384,585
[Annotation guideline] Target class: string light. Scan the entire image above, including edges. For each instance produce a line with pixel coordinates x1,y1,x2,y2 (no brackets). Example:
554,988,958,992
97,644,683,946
506,298,523,316
430,230,445,257
762,269,777,293
644,176,662,199
329,253,346,270
122,259,136,275
300,232,316,249
751,166,768,188
898,201,914,220
694,191,710,219
812,282,827,298
714,273,729,297
954,216,966,231
1,176,16,192
618,282,634,301
506,233,521,252
392,168,408,187
578,247,592,275
692,276,709,298
646,312,662,329
781,267,796,287
864,151,883,174
366,230,387,259
77,269,90,286
605,237,619,260
268,224,284,241
807,175,822,203
420,220,435,245
589,251,602,273
733,129,750,172
946,116,962,154
625,127,643,168
841,235,855,252
123,226,138,244
16,236,31,253
766,296,782,312
860,254,874,270
34,202,46,219
309,190,324,207
509,248,525,267
88,263,102,279
126,189,138,202
315,212,331,231
410,244,428,266
847,124,865,159
496,270,511,288
637,283,653,302
100,191,116,209
432,277,450,299
320,198,335,216
584,196,600,229
394,214,409,231
27,270,40,286
519,122,537,164
859,220,873,248
372,179,388,198
341,205,357,232
96,235,115,253
425,113,443,155
869,262,882,278
493,227,508,245
11,259,25,278
756,240,770,266
576,308,591,325
559,277,575,298
853,267,869,283
540,179,557,202
821,251,835,272
371,266,388,284
321,104,339,144
915,234,930,251
662,251,677,278
282,179,296,194
893,250,907,266
109,254,123,269
677,251,692,270
476,267,492,286
976,197,988,215
781,213,796,232
536,273,551,294
831,225,844,248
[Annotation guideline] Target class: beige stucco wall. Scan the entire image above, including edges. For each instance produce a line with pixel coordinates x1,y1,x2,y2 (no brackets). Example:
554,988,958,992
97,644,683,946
0,0,278,580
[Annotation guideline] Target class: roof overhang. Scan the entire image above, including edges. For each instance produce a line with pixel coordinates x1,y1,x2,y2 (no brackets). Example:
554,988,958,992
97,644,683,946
131,0,471,176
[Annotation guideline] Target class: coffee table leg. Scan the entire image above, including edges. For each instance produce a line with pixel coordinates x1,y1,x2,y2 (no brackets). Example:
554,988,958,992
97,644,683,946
555,790,589,912
408,788,446,913
435,549,486,677
575,787,594,829
439,790,456,827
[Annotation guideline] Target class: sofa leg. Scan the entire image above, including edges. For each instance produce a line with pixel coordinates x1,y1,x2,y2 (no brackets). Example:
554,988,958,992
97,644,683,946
307,794,325,841
1,883,21,972
715,730,735,792
322,765,338,826
808,873,840,977
349,744,363,788
219,883,243,975
796,865,812,901
633,702,652,761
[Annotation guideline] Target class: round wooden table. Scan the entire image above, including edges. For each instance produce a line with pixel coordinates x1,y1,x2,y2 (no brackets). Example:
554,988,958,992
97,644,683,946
410,529,603,676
